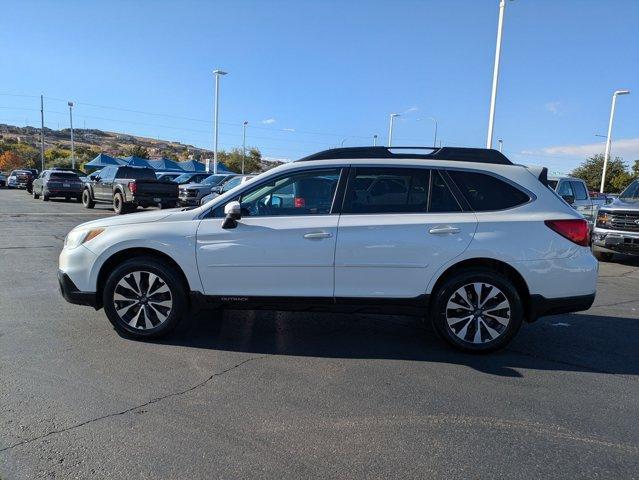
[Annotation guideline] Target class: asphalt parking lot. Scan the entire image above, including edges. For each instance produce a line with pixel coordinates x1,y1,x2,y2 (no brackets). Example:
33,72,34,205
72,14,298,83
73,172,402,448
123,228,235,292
1,188,638,479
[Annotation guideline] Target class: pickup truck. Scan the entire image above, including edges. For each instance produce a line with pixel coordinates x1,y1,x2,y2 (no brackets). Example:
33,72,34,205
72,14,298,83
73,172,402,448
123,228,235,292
592,179,639,261
548,175,607,227
82,165,178,214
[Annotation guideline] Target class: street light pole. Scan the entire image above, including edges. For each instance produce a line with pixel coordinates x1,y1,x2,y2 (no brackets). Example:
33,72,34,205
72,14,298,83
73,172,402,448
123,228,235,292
68,101,75,169
211,69,228,174
486,0,508,149
373,134,378,146
40,95,45,172
600,89,630,193
498,139,503,152
388,113,400,147
242,121,248,174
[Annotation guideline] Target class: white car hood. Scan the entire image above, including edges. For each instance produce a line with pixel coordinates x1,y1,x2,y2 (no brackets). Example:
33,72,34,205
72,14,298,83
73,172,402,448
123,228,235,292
75,208,192,229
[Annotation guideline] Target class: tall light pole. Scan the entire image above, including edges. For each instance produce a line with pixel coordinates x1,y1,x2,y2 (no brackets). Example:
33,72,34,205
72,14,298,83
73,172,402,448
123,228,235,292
600,89,630,193
242,120,248,174
388,113,400,147
498,139,503,152
40,95,45,172
419,117,438,147
373,134,378,146
486,0,508,149
68,101,75,169
211,69,228,174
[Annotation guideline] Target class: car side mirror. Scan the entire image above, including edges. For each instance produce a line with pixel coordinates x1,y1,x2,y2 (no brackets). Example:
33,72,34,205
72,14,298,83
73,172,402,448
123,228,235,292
222,201,241,229
561,194,575,205
93,176,100,182
211,185,222,194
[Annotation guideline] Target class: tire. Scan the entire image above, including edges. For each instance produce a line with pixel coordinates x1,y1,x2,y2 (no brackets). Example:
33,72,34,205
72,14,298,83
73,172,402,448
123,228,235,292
113,192,133,214
430,268,523,353
32,187,39,200
102,256,187,339
593,249,614,262
42,190,49,201
82,189,95,209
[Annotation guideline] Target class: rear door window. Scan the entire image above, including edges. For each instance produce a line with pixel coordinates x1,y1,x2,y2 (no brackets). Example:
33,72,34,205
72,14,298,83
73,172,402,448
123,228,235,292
448,170,530,211
556,180,574,198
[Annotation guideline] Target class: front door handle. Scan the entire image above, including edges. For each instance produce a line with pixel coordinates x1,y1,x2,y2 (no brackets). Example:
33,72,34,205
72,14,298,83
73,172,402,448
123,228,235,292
429,226,460,235
303,232,333,240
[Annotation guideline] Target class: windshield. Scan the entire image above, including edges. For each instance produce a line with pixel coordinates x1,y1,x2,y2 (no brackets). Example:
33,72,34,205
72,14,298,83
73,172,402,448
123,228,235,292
173,173,197,183
202,175,228,186
619,181,639,201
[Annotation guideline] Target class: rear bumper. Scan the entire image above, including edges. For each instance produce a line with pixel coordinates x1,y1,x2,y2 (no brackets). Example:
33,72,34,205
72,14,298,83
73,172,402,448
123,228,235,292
45,188,83,197
58,270,99,308
131,194,178,206
528,293,595,321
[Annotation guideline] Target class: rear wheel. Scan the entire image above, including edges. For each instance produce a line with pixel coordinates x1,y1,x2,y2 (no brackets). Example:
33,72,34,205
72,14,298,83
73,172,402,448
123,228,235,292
430,268,523,353
113,192,133,214
32,187,39,199
103,257,187,339
82,189,95,209
42,190,49,201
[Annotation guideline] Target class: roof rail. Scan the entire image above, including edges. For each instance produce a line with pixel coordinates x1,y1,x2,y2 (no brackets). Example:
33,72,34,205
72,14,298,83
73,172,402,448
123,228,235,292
297,146,513,165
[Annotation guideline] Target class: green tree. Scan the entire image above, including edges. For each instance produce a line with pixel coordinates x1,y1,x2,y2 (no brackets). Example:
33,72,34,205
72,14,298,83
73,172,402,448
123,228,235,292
632,159,639,178
220,147,262,174
571,154,630,193
125,145,150,158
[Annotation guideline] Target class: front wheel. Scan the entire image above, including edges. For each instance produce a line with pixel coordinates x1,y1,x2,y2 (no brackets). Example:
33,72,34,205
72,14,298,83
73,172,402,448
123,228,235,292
42,191,49,201
102,257,187,339
592,248,614,262
32,188,39,199
430,269,523,353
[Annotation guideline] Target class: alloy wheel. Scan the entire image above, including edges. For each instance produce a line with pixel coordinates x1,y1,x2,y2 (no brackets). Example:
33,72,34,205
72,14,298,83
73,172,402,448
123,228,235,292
113,271,173,330
445,282,511,344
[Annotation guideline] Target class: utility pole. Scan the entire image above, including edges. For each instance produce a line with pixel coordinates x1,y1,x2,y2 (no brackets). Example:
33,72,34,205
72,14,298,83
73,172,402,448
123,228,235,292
40,95,45,172
68,101,75,169
486,0,508,149
373,134,378,146
498,139,503,152
242,121,248,174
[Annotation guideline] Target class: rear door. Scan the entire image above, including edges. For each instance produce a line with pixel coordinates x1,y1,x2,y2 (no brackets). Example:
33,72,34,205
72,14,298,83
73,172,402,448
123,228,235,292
334,167,477,299
96,166,115,201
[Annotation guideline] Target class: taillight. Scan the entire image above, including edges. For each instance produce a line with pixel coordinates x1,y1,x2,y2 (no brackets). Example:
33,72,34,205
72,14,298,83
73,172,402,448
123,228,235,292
545,219,590,246
294,197,305,208
128,182,137,194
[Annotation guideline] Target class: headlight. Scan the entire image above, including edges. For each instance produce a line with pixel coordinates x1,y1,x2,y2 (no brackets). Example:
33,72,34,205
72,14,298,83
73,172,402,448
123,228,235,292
64,227,105,249
596,211,612,229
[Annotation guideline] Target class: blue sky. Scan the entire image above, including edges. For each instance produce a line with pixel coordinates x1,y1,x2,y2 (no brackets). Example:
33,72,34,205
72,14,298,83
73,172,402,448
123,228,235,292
1,0,637,172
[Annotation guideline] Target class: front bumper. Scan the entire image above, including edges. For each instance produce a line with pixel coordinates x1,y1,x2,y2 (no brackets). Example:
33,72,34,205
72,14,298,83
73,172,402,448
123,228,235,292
58,270,99,308
592,227,639,256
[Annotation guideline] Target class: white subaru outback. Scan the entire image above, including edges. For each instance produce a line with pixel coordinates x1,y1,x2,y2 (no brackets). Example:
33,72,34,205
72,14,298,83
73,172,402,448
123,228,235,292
59,147,598,353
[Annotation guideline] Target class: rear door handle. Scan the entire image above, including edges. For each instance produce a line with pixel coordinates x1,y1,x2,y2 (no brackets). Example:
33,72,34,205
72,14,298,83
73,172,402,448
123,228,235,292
303,232,333,240
429,226,460,235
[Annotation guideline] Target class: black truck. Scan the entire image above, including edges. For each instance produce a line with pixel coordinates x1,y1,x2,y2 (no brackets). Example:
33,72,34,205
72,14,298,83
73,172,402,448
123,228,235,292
82,166,178,214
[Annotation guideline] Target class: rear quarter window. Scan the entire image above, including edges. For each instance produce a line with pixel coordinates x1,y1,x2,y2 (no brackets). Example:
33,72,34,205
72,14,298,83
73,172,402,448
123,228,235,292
448,170,530,211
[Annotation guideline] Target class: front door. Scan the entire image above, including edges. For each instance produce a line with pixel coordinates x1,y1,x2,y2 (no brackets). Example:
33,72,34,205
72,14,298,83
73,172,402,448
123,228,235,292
334,167,477,298
196,167,343,297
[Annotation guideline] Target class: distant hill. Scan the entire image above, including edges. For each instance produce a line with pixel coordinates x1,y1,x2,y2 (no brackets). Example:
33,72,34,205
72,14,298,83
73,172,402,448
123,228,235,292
0,123,286,172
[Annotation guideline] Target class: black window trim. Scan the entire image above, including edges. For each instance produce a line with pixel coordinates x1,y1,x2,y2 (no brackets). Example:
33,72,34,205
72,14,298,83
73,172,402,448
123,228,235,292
201,164,349,219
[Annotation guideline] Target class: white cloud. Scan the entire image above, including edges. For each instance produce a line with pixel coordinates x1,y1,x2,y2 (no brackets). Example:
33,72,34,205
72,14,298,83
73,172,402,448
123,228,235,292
283,128,295,132
261,118,276,125
403,106,419,115
544,101,561,115
520,138,639,160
